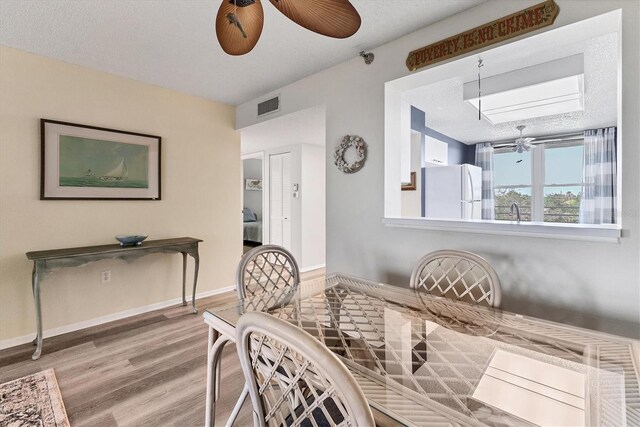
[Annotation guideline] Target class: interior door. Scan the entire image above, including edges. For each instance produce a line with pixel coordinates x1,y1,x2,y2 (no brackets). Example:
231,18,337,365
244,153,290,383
269,152,291,249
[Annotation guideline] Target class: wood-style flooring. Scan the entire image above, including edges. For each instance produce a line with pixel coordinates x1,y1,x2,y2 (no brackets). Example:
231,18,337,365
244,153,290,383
0,269,325,427
242,242,261,254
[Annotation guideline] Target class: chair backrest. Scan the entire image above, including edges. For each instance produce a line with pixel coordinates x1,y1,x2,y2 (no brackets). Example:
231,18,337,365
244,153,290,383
236,245,300,300
410,249,502,308
236,312,375,427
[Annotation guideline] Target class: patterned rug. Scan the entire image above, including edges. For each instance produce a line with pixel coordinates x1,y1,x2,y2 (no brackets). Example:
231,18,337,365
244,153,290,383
0,368,69,427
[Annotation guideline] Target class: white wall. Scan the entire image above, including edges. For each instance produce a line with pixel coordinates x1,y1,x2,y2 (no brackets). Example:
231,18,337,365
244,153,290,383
241,106,326,153
236,0,640,338
0,47,241,344
301,145,326,270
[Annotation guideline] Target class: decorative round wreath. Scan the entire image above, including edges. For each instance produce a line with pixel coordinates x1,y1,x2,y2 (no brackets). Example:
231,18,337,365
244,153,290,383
334,135,367,174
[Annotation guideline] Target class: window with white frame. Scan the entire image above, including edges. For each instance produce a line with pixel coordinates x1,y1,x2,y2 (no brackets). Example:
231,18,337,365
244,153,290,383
494,141,584,223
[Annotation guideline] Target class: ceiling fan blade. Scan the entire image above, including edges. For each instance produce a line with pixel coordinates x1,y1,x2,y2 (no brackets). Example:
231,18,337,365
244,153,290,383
269,0,361,39
216,0,264,56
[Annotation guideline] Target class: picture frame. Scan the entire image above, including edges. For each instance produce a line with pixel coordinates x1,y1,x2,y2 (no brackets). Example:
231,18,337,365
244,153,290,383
40,119,161,200
401,172,417,191
245,179,263,191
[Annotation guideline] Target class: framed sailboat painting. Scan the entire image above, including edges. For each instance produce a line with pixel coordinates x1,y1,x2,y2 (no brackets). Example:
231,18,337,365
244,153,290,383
40,119,161,200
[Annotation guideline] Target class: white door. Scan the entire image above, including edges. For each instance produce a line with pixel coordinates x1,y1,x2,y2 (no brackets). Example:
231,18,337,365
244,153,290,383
269,152,292,249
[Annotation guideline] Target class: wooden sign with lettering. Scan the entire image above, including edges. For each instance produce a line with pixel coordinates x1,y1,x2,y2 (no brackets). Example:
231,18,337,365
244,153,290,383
406,0,559,71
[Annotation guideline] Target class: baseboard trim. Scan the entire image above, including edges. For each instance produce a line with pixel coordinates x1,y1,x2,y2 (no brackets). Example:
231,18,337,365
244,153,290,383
0,286,235,350
300,264,326,273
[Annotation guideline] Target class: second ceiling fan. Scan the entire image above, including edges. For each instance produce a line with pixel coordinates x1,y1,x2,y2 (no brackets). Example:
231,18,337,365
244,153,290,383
512,125,535,154
216,0,361,55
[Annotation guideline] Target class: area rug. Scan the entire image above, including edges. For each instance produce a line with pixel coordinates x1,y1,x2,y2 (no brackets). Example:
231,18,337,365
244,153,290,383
0,368,69,427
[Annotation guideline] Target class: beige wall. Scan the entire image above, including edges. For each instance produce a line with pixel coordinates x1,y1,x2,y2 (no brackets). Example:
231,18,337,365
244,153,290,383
0,46,241,343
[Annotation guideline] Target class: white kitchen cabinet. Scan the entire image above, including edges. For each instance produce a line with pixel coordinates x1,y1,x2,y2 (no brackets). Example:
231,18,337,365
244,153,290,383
424,136,448,166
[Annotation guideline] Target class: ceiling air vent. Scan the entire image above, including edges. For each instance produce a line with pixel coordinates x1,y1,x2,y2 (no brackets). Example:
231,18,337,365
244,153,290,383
257,96,280,117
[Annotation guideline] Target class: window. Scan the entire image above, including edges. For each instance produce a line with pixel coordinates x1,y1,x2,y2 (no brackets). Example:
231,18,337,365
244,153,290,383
544,144,583,223
494,141,584,223
494,150,532,221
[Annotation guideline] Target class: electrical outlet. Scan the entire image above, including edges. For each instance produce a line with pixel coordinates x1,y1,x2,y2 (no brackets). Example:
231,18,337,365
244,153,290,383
101,270,111,284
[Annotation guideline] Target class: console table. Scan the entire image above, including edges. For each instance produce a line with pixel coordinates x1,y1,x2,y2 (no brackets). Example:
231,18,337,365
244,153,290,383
26,237,202,360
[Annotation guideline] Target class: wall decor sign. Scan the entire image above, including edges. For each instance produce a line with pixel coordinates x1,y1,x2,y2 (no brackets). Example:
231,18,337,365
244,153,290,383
406,0,559,72
41,119,161,200
245,179,263,191
334,135,367,174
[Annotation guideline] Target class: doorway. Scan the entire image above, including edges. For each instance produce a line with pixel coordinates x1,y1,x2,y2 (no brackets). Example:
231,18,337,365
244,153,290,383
242,152,264,254
239,105,326,271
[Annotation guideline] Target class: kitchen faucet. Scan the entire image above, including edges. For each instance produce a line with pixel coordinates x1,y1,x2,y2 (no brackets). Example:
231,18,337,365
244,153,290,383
510,202,521,222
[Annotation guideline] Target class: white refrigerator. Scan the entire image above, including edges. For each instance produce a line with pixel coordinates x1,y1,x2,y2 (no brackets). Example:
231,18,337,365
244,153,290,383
424,164,482,220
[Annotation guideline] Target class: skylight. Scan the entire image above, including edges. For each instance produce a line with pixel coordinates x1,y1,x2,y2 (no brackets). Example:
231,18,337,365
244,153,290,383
463,54,585,124
466,75,584,124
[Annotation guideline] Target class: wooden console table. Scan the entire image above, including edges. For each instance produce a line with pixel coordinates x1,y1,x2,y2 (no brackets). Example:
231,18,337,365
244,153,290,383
26,237,202,360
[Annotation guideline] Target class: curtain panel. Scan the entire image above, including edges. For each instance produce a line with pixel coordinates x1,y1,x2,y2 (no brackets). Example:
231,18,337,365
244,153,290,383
579,127,617,224
475,143,495,220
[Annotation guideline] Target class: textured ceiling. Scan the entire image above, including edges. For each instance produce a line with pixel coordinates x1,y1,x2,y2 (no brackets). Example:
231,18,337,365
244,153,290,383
0,0,484,106
403,32,618,144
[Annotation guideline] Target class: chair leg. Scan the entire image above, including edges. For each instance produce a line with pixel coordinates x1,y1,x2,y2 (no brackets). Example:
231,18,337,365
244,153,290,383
225,383,249,427
205,335,229,427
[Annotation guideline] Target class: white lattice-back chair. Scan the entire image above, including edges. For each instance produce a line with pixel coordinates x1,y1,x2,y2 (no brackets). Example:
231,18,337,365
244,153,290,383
410,250,502,308
236,245,300,307
225,245,301,426
236,312,375,427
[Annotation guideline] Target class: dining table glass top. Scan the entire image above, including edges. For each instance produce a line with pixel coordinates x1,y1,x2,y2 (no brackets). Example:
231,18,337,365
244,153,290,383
207,274,639,426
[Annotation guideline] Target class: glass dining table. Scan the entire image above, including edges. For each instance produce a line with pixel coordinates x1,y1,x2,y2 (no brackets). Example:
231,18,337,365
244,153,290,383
203,273,640,426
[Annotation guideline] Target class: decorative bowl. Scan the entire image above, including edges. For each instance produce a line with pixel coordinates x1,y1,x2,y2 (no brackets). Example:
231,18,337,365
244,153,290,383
115,235,148,246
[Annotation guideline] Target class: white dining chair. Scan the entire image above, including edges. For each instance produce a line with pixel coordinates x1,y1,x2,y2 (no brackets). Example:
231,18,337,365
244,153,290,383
236,244,300,299
225,245,301,426
410,249,502,308
236,311,375,427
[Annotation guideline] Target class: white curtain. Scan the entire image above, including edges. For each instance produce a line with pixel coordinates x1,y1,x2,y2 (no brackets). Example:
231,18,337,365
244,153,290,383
475,143,495,220
579,127,616,224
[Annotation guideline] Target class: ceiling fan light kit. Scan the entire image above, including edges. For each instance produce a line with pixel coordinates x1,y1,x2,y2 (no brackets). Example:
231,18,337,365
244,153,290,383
216,0,361,55
513,125,535,153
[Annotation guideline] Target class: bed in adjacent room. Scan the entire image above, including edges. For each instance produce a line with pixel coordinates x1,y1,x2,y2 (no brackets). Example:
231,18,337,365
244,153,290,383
243,208,262,244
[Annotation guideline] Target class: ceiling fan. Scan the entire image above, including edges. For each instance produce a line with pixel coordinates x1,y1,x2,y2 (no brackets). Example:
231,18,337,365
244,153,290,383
512,125,535,153
216,0,362,56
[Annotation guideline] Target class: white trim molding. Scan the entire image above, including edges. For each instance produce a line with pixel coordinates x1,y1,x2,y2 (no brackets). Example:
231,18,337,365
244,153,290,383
300,264,326,273
0,286,235,350
383,217,621,243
